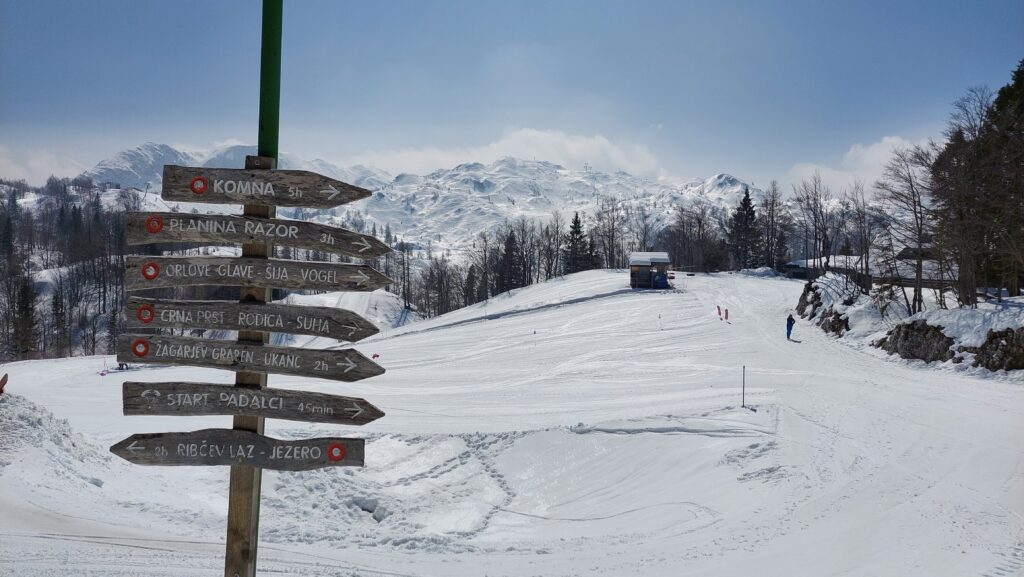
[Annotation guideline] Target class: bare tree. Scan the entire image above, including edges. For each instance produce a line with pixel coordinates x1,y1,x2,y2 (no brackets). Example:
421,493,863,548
629,200,657,253
844,180,875,285
594,195,625,268
759,181,784,269
875,146,935,314
792,171,840,271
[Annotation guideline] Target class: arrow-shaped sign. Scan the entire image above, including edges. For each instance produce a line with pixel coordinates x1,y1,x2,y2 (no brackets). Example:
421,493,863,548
125,256,392,293
162,165,371,209
125,212,391,259
110,429,365,470
117,335,384,383
121,382,384,426
125,297,379,343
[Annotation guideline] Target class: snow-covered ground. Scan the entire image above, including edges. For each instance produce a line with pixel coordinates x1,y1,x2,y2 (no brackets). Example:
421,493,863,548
1,271,1022,576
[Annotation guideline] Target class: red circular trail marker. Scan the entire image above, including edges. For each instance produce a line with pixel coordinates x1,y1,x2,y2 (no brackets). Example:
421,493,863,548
142,261,160,280
189,176,207,195
327,443,346,462
131,338,150,357
136,304,155,323
145,215,164,233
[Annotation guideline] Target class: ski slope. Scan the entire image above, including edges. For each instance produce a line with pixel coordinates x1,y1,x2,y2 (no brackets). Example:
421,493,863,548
1,271,1022,576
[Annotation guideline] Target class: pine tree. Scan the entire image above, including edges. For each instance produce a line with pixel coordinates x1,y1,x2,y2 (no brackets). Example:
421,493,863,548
727,188,760,269
562,212,590,273
496,230,525,293
1,210,12,257
14,274,36,357
464,265,477,306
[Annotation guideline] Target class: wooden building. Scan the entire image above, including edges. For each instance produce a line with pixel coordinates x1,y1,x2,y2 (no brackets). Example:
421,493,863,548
629,252,672,289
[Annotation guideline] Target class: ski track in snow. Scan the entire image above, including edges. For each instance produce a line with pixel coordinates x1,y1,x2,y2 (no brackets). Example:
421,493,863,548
1,270,1022,576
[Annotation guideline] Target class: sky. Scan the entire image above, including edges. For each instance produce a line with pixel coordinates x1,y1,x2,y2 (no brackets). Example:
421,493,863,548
1,0,1021,191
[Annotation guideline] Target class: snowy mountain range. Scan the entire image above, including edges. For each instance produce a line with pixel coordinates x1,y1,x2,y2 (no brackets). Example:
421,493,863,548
81,142,764,260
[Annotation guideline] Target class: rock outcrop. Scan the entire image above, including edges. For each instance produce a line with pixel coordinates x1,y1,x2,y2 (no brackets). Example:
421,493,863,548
796,280,851,336
796,281,818,318
959,327,1024,371
874,320,955,363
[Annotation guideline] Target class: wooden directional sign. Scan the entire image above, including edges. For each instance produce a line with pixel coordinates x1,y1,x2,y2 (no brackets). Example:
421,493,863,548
117,335,384,382
125,297,379,342
125,256,392,292
122,382,385,426
125,212,390,258
110,429,364,470
162,165,372,208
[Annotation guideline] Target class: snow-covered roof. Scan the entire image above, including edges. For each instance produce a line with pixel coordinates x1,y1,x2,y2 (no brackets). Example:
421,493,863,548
629,252,671,266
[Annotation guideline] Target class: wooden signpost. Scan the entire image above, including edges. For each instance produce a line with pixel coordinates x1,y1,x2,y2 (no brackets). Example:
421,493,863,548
111,429,365,470
122,382,384,425
125,212,390,258
125,297,379,341
110,4,393,574
162,165,372,208
125,255,392,292
117,334,385,382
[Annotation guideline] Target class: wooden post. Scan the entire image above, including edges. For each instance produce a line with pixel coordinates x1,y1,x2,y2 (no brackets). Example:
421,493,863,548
224,155,275,577
225,0,281,573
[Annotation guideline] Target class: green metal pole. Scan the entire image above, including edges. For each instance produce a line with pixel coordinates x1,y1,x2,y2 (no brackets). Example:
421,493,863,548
258,0,282,161
224,3,282,577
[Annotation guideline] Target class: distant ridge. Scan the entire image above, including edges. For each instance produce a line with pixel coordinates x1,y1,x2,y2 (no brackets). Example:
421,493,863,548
80,142,763,262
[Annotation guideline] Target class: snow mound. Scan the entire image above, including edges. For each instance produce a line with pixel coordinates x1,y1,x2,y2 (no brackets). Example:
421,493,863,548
0,393,226,542
915,298,1024,348
0,393,109,473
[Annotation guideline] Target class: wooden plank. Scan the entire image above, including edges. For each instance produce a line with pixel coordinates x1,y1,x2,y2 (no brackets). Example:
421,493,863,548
116,334,385,382
125,212,391,258
162,165,372,208
227,154,273,577
109,429,364,470
125,256,392,292
125,297,379,342
122,382,385,426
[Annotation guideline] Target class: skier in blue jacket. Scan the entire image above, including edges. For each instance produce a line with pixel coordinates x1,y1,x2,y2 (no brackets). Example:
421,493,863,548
786,314,796,341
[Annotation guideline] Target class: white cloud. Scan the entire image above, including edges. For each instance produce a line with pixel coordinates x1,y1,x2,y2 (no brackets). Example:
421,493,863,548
339,128,664,177
0,145,86,186
788,135,931,194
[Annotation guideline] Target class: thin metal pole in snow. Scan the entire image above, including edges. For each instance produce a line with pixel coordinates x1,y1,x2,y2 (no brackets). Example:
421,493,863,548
742,365,745,408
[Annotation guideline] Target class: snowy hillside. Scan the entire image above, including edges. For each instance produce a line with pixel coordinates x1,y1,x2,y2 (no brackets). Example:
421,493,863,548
81,142,762,261
2,271,1022,576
